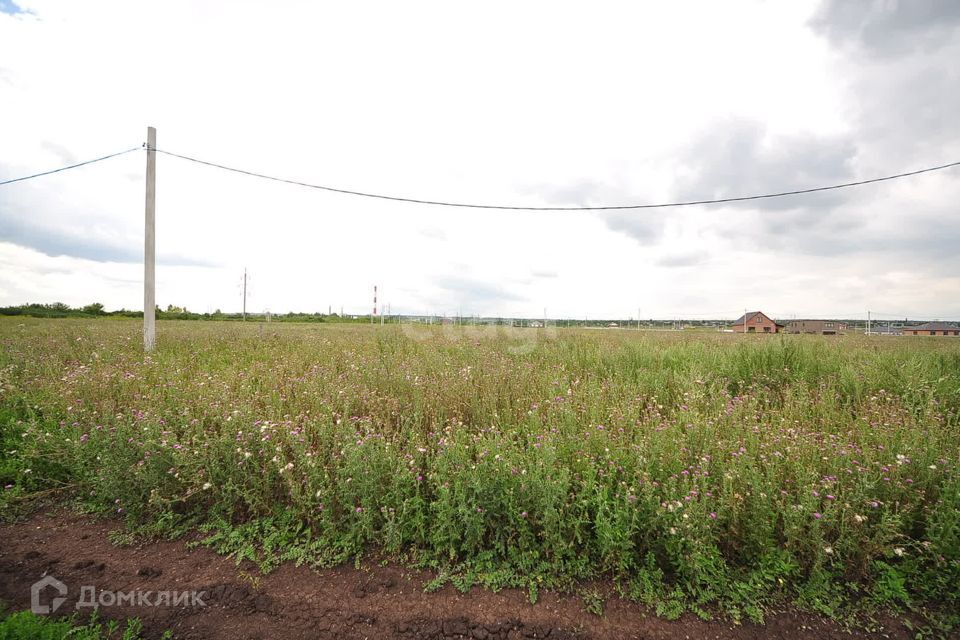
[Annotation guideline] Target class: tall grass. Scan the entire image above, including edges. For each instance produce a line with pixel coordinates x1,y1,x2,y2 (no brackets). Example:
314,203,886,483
1,318,958,622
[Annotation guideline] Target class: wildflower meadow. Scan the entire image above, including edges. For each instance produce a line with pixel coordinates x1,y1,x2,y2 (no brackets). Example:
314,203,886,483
1,318,958,624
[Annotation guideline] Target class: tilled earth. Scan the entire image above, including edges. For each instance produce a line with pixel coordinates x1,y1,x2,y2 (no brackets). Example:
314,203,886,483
0,510,921,639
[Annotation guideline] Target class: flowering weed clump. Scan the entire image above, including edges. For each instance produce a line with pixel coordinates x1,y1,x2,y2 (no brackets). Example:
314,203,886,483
1,318,958,623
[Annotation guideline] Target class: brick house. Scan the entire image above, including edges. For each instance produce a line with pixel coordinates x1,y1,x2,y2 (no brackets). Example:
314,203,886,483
786,320,847,335
731,311,784,334
902,322,960,336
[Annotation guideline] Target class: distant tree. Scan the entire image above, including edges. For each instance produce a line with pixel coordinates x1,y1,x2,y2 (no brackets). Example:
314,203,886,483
82,303,105,315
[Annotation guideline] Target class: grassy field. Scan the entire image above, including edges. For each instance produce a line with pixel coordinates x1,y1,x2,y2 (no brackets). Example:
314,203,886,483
1,318,958,624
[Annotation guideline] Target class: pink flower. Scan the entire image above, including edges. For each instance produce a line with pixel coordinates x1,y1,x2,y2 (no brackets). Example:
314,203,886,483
813,512,822,520
709,512,717,519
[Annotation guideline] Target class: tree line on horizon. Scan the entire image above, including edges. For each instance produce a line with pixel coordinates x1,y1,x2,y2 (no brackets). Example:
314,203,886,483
0,302,372,323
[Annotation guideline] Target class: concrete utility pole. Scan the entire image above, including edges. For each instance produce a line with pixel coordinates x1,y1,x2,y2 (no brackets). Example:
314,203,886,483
242,268,248,321
866,310,871,336
143,126,156,352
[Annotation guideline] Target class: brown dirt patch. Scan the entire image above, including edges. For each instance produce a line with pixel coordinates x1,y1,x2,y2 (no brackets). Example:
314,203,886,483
0,510,923,639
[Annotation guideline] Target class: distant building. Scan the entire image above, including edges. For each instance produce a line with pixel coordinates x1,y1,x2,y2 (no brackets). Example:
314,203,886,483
730,311,784,334
902,322,960,336
786,320,847,335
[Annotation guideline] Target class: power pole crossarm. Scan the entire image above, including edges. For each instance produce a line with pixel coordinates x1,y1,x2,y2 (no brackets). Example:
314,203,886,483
143,126,156,352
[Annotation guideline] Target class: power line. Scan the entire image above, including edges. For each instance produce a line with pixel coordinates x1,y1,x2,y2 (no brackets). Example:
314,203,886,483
155,148,960,211
3,143,959,210
0,147,141,186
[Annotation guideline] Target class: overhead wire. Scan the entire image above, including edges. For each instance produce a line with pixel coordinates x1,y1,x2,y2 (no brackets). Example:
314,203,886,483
0,147,141,186
2,143,959,212
152,149,960,211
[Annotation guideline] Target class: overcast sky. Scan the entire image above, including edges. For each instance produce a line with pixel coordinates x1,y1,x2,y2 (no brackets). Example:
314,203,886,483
1,1,958,320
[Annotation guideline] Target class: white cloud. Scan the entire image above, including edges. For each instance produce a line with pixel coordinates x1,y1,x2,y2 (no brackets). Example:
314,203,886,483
0,0,958,320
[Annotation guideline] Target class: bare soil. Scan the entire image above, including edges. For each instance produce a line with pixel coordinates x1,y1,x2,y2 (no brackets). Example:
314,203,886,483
0,510,925,639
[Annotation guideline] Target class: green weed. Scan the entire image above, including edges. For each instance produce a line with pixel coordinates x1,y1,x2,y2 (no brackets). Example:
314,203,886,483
1,318,958,626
